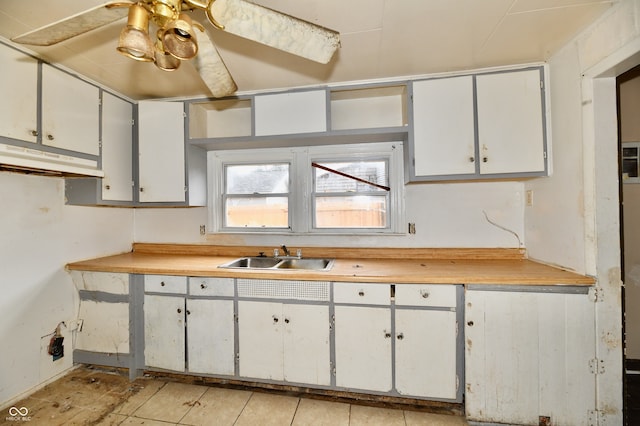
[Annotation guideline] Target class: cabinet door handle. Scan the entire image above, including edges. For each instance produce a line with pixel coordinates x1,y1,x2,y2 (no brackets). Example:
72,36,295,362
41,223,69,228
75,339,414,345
397,333,404,340
186,310,191,315
160,281,165,286
177,308,182,314
358,290,365,297
30,130,38,137
140,187,144,192
273,316,279,324
482,157,488,163
469,157,475,162
200,283,207,289
467,321,474,327
384,332,391,338
284,318,290,324
47,134,54,141
105,185,111,190
420,290,430,299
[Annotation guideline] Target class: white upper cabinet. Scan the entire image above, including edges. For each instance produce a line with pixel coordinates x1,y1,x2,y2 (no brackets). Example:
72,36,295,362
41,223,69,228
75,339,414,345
409,67,547,181
101,92,133,202
412,76,476,177
254,90,327,136
0,44,38,143
138,101,186,203
41,64,100,155
476,69,546,175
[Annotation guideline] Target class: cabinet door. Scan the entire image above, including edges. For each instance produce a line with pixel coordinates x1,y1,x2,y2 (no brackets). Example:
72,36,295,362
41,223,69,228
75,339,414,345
282,304,330,386
238,301,283,381
0,44,38,143
334,305,392,392
254,90,327,136
412,76,475,177
465,290,595,425
395,309,457,399
138,101,186,203
187,299,235,375
41,64,100,155
101,92,133,201
144,295,185,371
476,69,545,175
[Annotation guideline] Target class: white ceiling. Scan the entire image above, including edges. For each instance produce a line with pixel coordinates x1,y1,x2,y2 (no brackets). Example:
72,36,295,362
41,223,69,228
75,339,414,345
0,0,615,101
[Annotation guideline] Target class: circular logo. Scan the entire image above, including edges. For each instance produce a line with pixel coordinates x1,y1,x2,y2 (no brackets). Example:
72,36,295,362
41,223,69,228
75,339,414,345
8,407,28,417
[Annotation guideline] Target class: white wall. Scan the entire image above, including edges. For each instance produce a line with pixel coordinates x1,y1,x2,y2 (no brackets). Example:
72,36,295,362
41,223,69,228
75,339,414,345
525,0,640,422
134,181,525,249
0,172,133,407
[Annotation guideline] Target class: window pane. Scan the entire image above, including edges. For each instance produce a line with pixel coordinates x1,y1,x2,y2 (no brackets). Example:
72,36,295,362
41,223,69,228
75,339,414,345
226,164,289,194
315,195,387,228
314,161,388,193
225,197,288,227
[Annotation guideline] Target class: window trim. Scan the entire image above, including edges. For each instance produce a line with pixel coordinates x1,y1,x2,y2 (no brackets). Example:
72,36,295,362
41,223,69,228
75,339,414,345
208,142,405,235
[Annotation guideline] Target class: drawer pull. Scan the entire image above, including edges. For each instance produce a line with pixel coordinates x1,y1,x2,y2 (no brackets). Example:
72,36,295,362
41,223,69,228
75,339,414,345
200,283,207,289
186,310,191,315
358,290,365,297
177,308,182,314
420,290,430,299
384,332,391,339
273,316,279,324
160,281,165,287
284,318,290,324
397,333,404,340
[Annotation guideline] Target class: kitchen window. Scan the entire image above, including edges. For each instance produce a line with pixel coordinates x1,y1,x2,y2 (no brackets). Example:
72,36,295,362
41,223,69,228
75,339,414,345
208,142,405,234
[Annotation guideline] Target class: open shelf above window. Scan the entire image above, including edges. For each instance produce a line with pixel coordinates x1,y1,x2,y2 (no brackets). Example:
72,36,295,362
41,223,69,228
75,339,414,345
330,85,408,131
188,98,252,139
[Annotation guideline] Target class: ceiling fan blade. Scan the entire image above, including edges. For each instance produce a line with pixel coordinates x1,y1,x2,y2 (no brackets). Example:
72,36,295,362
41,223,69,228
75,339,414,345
11,2,133,46
194,30,238,97
209,0,340,64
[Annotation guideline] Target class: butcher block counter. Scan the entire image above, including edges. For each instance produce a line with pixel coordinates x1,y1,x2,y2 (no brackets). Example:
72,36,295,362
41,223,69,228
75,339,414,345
66,243,594,286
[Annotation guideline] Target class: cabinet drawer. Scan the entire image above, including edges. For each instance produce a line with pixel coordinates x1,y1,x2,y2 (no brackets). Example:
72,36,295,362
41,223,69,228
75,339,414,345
145,275,187,294
395,284,456,308
189,277,234,297
334,283,390,305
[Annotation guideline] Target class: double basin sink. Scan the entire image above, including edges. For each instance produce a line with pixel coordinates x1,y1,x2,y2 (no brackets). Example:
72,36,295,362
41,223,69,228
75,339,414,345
218,256,334,271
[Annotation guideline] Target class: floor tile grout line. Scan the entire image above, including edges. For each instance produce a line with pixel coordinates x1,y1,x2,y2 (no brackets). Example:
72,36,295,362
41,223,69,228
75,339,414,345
289,396,302,425
232,390,254,425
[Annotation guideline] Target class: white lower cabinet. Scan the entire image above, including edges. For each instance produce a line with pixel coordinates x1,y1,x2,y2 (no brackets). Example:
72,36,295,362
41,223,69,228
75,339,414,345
334,305,392,392
395,309,457,399
238,300,330,385
465,289,596,425
144,294,185,371
334,283,459,399
143,276,235,375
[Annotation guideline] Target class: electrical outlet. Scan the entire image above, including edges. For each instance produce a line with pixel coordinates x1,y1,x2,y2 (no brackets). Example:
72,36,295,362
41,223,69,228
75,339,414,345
48,336,64,361
199,225,206,235
526,190,534,206
408,223,416,234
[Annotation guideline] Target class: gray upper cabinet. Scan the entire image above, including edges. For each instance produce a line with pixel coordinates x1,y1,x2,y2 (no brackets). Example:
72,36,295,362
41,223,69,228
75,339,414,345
408,67,548,182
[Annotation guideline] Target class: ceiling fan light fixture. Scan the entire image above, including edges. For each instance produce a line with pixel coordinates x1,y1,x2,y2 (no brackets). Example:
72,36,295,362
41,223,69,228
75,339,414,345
162,13,199,60
154,32,181,71
150,0,182,28
116,4,154,62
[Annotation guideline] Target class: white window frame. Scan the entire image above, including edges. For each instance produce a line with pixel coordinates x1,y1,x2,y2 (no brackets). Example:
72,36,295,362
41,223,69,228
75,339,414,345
208,142,405,235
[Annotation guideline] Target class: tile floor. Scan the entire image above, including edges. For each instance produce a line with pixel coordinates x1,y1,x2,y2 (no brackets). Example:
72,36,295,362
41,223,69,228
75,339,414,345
2,367,469,426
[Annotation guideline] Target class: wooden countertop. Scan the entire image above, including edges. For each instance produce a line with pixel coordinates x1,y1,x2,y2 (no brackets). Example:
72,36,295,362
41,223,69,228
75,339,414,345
66,244,595,286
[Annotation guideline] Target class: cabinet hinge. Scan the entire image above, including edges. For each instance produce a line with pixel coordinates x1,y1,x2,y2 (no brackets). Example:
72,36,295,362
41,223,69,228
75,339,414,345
183,111,187,118
331,362,336,377
587,409,601,426
543,151,547,159
456,375,459,393
130,119,135,126
234,313,238,323
455,321,459,338
184,186,188,193
588,287,604,302
589,358,605,375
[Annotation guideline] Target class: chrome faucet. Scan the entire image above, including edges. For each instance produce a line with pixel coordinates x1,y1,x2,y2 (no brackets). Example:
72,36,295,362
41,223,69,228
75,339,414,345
281,245,291,256
275,245,302,259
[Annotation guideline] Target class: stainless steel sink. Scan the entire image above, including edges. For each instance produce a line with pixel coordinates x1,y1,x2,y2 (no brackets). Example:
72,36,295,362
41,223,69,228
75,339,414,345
218,257,282,269
276,258,333,271
218,256,333,271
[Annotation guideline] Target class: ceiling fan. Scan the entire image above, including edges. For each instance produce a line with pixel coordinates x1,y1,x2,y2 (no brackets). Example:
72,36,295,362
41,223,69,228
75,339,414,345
11,0,341,98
